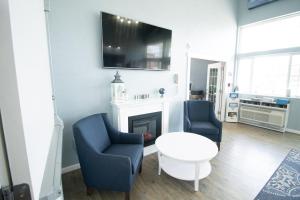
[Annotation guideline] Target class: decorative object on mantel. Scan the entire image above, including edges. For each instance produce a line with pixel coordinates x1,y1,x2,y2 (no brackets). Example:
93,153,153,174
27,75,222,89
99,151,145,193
111,71,127,102
134,94,150,100
159,88,165,98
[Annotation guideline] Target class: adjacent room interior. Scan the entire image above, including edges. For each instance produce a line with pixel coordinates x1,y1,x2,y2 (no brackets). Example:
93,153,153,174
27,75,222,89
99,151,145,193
189,58,225,121
0,0,300,200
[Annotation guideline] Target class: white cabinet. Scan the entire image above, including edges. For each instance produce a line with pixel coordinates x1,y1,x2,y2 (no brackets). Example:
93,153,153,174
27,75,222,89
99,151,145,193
225,96,239,123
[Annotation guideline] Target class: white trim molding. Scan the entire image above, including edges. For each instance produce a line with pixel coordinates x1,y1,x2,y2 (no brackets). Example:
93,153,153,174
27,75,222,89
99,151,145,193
286,128,300,135
62,163,80,174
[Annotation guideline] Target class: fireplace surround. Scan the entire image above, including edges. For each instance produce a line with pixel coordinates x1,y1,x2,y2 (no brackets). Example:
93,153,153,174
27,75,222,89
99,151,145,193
111,98,169,155
128,111,162,147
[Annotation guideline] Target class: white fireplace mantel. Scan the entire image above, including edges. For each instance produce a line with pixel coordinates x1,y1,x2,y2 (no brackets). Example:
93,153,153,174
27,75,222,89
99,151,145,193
111,98,169,155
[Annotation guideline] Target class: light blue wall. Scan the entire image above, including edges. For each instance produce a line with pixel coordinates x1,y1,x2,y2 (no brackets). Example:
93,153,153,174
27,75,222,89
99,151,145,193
48,0,237,168
238,0,300,25
287,98,300,131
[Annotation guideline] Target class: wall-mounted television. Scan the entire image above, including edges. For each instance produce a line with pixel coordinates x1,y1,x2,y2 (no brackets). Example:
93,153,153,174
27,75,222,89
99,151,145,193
101,12,172,70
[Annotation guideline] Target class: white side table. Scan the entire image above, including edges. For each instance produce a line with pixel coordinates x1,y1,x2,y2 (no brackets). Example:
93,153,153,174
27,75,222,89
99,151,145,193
155,132,218,191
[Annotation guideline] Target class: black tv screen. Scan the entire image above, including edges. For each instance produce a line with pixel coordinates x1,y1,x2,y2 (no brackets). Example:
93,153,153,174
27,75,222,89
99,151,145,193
101,12,172,70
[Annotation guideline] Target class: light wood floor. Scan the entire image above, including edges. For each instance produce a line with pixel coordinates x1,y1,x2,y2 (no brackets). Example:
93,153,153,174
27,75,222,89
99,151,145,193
62,123,300,200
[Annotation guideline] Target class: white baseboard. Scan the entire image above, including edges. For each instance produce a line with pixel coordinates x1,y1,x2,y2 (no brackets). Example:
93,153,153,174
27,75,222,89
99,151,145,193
286,128,300,134
144,144,158,156
62,145,157,174
62,163,80,174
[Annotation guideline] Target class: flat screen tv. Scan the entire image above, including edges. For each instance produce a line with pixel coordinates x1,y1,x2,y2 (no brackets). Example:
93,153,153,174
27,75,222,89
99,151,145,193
101,12,172,70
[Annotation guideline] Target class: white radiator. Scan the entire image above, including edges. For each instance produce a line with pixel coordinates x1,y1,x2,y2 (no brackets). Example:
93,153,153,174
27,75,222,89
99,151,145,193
239,104,288,132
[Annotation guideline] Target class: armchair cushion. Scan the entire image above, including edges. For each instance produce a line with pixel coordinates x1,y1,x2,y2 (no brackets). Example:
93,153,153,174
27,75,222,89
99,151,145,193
191,121,219,135
104,144,143,174
187,100,210,121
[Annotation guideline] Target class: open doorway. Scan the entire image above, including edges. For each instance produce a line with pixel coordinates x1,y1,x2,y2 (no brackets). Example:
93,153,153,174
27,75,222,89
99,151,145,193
188,58,226,120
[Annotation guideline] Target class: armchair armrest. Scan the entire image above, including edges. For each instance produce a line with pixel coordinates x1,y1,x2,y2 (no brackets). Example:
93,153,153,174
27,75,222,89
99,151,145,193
208,102,222,129
183,101,192,132
184,115,192,132
211,115,222,128
119,132,144,145
83,150,132,189
210,113,222,142
102,113,143,144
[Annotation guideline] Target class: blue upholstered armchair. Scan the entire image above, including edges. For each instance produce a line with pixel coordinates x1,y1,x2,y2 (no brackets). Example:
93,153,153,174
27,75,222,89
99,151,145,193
73,113,143,200
184,100,222,150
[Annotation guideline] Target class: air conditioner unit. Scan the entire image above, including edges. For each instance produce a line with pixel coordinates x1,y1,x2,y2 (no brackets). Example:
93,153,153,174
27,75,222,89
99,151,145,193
239,100,289,132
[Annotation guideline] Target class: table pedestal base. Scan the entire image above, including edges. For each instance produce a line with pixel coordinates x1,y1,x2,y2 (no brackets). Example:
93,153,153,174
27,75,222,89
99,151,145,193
158,154,212,191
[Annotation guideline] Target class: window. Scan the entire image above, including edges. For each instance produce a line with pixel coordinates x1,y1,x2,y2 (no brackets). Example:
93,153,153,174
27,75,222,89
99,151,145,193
289,55,300,97
236,13,300,97
237,55,290,97
239,14,300,53
237,59,252,93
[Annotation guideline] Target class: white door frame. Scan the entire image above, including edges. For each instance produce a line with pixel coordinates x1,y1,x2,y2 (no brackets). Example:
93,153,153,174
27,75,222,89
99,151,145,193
206,62,225,120
185,53,227,121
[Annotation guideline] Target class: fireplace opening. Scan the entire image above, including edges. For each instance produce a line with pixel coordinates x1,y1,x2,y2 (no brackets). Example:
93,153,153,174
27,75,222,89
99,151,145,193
128,111,162,147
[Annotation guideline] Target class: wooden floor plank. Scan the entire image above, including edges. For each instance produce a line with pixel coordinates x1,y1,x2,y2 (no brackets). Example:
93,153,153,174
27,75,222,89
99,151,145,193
62,123,300,200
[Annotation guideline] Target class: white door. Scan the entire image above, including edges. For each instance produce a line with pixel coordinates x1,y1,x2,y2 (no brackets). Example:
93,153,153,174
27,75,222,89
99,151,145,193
206,62,224,120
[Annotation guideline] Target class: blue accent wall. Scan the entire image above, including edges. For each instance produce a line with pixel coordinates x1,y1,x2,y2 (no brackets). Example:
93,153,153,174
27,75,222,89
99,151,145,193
48,0,237,168
238,0,300,25
287,98,300,131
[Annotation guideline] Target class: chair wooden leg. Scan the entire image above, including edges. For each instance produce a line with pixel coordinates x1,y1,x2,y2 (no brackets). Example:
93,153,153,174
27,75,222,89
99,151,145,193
217,142,220,151
125,192,130,200
86,187,94,196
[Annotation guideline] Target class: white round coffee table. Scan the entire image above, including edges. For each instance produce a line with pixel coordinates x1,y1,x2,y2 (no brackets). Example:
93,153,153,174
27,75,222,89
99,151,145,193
155,132,218,191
